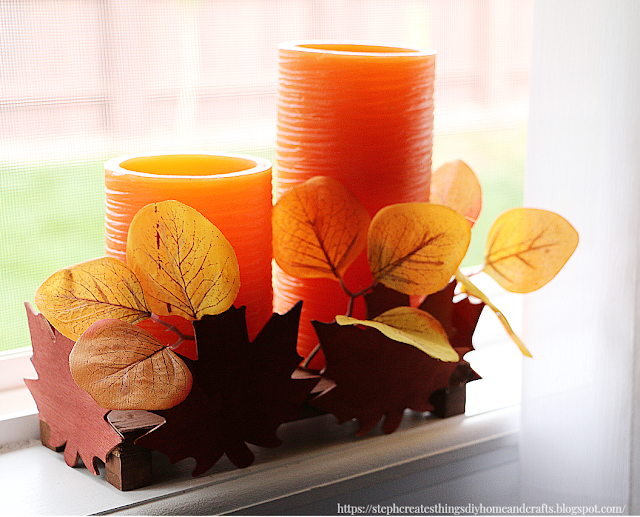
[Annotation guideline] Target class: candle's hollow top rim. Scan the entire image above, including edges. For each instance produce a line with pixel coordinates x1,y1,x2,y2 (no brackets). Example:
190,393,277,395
278,40,435,57
105,153,272,179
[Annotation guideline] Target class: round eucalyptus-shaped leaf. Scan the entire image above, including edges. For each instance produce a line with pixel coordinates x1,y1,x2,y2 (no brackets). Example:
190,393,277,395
126,200,240,320
69,319,193,410
336,306,459,362
35,257,151,340
368,203,471,296
273,176,371,281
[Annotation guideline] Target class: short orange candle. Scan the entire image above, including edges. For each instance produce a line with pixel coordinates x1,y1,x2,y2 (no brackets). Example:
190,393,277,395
104,153,273,341
275,41,436,367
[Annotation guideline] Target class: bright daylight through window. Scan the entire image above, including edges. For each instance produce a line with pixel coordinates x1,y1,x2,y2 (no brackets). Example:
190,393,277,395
0,1,532,417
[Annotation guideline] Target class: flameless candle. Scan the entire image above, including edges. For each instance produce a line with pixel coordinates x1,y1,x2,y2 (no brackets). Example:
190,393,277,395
275,41,436,366
104,153,273,340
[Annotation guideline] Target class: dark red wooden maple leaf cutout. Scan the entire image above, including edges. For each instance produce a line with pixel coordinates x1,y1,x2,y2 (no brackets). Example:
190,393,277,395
416,280,485,356
364,283,411,320
312,281,485,435
135,302,318,476
309,321,463,436
23,303,123,475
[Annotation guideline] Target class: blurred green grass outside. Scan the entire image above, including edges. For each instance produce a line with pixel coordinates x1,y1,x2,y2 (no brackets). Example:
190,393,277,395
0,125,525,352
433,126,527,269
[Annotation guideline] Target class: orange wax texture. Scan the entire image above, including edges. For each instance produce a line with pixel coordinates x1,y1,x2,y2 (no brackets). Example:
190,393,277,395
105,153,273,341
275,41,436,367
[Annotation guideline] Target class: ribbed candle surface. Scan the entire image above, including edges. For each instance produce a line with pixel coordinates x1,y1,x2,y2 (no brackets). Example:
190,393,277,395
105,153,273,340
275,41,436,367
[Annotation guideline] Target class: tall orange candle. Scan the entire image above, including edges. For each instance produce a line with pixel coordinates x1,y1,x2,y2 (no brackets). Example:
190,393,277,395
105,153,273,341
275,41,436,367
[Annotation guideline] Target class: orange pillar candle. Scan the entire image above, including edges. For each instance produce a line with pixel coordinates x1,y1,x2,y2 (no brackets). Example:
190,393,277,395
275,41,436,367
105,153,273,341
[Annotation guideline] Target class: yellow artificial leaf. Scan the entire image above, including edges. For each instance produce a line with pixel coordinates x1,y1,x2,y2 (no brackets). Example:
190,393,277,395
34,257,151,341
430,160,483,226
336,306,458,362
69,319,193,410
272,176,371,280
368,203,471,296
126,200,240,320
484,208,578,293
455,270,532,357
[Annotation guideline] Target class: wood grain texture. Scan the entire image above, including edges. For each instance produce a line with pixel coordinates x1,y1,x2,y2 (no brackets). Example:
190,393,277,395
105,442,152,491
24,302,123,475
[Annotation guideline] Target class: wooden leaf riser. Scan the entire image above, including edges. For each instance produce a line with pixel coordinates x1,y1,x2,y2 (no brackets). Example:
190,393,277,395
24,303,123,476
26,305,472,491
39,417,154,491
35,386,468,491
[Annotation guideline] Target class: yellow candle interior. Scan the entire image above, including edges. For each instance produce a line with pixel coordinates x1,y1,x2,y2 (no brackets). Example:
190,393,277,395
120,154,258,177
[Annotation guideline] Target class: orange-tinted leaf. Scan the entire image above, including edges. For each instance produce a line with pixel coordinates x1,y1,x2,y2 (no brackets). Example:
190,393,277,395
69,319,193,410
272,176,371,280
455,270,532,357
368,203,471,296
127,200,240,320
430,160,482,226
336,306,458,362
484,208,578,293
35,257,151,341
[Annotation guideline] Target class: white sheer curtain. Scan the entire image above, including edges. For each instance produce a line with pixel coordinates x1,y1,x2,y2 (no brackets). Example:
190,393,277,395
520,0,640,510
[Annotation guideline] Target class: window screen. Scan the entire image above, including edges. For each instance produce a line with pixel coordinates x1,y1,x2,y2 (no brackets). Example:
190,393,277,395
0,0,532,353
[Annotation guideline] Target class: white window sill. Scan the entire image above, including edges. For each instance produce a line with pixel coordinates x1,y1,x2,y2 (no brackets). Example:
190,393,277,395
0,404,519,516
